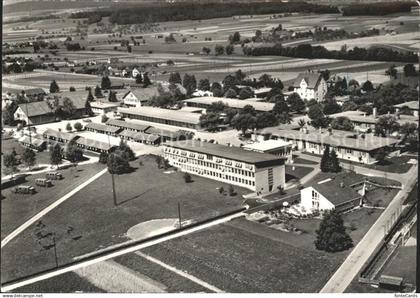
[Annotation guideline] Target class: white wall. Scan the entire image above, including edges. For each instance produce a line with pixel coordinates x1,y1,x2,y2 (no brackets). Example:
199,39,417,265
300,186,335,213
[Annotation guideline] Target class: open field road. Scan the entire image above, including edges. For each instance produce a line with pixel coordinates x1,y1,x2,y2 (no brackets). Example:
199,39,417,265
320,164,418,293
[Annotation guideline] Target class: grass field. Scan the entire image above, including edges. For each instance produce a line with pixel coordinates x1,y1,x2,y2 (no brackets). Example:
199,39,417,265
1,155,247,282
285,165,313,182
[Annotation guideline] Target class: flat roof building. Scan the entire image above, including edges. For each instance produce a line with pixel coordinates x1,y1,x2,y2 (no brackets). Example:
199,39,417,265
118,107,201,129
182,96,275,112
243,139,293,162
90,101,120,115
393,101,419,117
163,140,286,193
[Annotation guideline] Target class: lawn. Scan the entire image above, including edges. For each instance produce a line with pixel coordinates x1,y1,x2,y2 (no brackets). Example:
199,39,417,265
292,156,318,165
1,155,247,282
341,155,415,174
1,162,105,239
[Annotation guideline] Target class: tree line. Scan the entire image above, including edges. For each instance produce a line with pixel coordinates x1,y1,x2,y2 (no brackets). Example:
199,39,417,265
243,43,418,63
342,1,415,16
71,2,338,25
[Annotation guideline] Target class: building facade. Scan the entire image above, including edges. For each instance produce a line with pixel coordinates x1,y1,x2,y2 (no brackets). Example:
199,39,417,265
292,73,327,102
163,141,286,193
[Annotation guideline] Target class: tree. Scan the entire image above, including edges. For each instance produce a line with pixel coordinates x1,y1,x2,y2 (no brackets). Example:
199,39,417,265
330,116,353,131
3,103,16,125
298,119,306,128
211,82,223,97
66,122,72,132
224,88,237,98
69,86,76,92
182,73,197,96
272,99,289,115
198,78,210,91
107,152,130,174
169,72,182,85
87,90,94,102
374,148,388,165
361,80,374,92
118,139,135,161
229,185,236,196
101,114,109,123
374,115,400,137
22,148,36,169
320,145,331,172
256,112,279,128
62,98,76,119
202,47,211,55
231,113,257,135
308,104,329,128
323,100,342,115
74,122,83,131
183,172,192,183
101,76,112,89
200,112,220,132
403,64,416,77
241,105,257,116
143,73,151,87
235,69,246,83
50,144,62,168
99,152,109,164
385,65,397,79
49,80,60,93
230,31,241,44
135,73,143,84
287,93,305,113
330,149,341,172
94,85,103,97
342,101,358,111
315,211,353,252
65,141,84,162
225,44,234,55
238,87,254,99
3,153,18,178
108,91,118,102
215,44,224,56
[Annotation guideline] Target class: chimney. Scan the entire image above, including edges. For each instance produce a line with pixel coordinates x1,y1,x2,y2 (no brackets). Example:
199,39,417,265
372,107,377,119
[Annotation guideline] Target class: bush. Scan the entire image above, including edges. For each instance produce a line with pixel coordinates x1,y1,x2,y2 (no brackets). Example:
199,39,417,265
229,185,236,196
74,122,83,131
101,114,109,123
219,186,224,194
99,151,109,164
183,172,192,183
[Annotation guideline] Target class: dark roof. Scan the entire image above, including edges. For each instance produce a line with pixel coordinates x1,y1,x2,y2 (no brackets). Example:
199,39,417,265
165,140,285,167
132,131,160,142
85,122,122,134
17,101,53,117
379,275,403,286
292,73,322,89
22,88,46,97
145,126,184,138
106,119,150,132
42,129,77,142
311,173,361,206
54,91,89,110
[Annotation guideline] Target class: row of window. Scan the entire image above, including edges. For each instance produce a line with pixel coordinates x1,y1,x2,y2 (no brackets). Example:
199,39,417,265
307,143,366,156
173,162,256,187
164,153,255,177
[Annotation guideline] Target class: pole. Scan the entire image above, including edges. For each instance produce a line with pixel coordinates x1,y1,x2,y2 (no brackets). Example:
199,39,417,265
25,98,32,146
178,202,182,229
52,234,58,268
107,135,117,206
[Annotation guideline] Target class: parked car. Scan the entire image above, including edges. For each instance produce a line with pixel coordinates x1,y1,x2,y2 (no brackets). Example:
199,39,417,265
46,172,63,180
14,185,35,194
35,178,53,187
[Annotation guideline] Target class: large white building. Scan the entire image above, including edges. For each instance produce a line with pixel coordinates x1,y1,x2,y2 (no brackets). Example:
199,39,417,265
243,139,293,163
292,72,327,102
163,140,286,193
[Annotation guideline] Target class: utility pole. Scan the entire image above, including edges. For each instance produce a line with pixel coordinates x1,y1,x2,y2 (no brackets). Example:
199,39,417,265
52,233,58,268
107,135,118,206
24,93,32,146
178,202,182,229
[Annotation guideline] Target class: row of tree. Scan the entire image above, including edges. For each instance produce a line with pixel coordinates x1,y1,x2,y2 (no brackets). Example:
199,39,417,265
243,43,418,63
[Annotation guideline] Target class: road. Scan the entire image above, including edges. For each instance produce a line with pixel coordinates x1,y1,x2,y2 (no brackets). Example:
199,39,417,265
320,164,418,293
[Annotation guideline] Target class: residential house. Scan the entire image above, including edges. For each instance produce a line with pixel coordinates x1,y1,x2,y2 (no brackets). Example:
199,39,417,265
292,72,327,102
14,101,56,125
122,87,160,107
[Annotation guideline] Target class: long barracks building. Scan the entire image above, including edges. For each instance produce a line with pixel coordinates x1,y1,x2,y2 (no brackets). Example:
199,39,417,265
163,140,286,193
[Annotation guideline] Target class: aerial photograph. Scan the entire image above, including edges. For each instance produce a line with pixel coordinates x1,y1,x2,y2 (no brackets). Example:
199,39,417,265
1,0,418,295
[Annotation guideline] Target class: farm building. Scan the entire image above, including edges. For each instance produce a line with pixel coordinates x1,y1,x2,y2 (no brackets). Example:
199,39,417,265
14,101,56,125
118,107,201,129
105,119,150,132
85,122,123,136
182,96,274,113
163,140,286,193
329,110,418,133
292,72,327,102
42,129,76,144
122,87,160,107
257,128,401,164
243,139,293,163
74,137,114,153
144,126,192,142
300,174,363,214
21,88,46,101
19,135,47,151
90,101,120,114
393,101,419,117
118,130,161,146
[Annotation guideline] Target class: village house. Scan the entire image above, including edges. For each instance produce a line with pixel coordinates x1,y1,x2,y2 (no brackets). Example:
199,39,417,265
14,101,56,125
122,87,160,107
393,101,419,117
292,72,327,102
